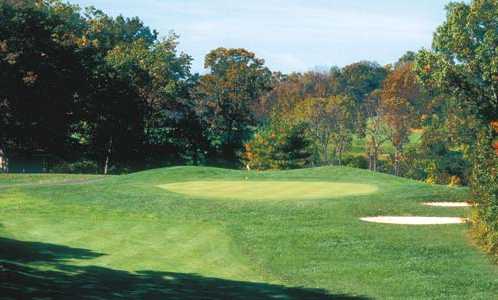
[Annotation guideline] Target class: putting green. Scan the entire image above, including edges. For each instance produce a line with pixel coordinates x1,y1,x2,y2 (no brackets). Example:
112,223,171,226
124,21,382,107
159,180,378,201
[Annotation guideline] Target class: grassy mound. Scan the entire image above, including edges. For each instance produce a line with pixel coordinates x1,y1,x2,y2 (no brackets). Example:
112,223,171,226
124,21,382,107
0,166,496,299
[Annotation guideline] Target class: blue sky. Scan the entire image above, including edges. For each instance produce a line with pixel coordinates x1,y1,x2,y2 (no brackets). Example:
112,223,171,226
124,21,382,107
70,0,456,74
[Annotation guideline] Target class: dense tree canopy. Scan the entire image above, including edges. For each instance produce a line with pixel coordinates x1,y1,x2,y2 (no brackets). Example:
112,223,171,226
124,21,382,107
195,48,272,160
339,61,388,106
0,0,83,156
415,0,498,257
1,0,498,265
0,0,200,171
0,0,494,205
416,0,497,124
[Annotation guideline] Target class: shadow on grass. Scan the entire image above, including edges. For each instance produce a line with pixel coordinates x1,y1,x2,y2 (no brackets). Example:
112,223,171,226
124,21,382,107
0,237,369,300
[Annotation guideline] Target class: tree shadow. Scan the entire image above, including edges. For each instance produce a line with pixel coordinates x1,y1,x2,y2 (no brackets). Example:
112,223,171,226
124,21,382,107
0,237,104,263
0,237,370,300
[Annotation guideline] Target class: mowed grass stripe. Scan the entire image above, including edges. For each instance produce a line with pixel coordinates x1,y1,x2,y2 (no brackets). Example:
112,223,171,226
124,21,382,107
0,213,264,282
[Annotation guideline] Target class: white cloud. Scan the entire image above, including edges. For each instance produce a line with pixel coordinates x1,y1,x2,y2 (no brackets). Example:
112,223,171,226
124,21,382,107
269,53,308,72
71,0,452,73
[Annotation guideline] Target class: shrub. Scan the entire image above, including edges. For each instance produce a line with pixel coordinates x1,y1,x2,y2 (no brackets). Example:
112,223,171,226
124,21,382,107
469,129,498,258
448,175,462,187
106,164,133,175
342,155,368,169
243,122,312,170
51,160,99,174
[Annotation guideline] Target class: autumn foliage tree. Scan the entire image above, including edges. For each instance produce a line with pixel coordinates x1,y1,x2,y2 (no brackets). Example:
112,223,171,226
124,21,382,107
365,116,390,172
291,95,356,165
380,64,420,176
382,63,425,118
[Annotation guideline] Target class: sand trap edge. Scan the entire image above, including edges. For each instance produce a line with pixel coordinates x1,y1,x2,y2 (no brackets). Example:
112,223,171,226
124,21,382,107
360,216,467,225
422,202,472,207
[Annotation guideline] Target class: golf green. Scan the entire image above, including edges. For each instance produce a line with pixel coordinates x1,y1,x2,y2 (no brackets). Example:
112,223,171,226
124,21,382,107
159,180,378,201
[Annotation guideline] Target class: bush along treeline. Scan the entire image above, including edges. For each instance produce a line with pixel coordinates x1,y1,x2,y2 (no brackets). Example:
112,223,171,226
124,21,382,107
0,1,496,254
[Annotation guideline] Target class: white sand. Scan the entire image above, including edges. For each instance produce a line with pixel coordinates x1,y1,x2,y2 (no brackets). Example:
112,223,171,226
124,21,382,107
422,202,472,207
360,216,467,225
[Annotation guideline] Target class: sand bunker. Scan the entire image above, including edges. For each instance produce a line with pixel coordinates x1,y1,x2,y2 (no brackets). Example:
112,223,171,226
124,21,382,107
422,202,472,207
361,216,467,225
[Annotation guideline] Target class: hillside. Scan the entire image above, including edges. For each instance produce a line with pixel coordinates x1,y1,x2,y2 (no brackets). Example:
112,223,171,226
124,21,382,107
0,166,497,299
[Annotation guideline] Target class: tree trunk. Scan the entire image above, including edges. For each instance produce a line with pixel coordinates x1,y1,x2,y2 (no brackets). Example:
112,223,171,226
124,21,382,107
322,143,328,165
336,137,348,166
336,144,343,166
393,146,401,176
373,149,378,172
0,145,7,173
330,145,337,165
104,137,113,175
372,146,378,172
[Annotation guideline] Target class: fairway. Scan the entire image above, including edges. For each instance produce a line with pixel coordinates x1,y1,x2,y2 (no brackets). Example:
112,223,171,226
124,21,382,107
1,166,497,299
159,180,378,201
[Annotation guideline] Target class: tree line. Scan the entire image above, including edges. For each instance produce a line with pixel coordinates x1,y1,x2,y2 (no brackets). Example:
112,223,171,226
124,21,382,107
0,0,496,255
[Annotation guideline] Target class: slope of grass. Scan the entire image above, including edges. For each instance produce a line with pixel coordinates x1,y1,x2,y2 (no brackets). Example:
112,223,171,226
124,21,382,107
348,131,422,157
1,166,497,299
0,173,104,187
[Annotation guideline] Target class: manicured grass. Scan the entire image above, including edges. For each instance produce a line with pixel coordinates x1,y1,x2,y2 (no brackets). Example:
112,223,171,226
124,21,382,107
0,173,104,187
1,166,497,299
160,181,377,201
347,131,422,157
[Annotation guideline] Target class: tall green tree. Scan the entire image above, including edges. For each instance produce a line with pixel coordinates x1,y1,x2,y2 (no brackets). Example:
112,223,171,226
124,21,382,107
0,0,84,157
196,48,272,159
293,95,356,165
243,118,312,170
415,0,498,256
0,1,200,172
76,9,158,171
339,61,388,106
104,34,197,166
